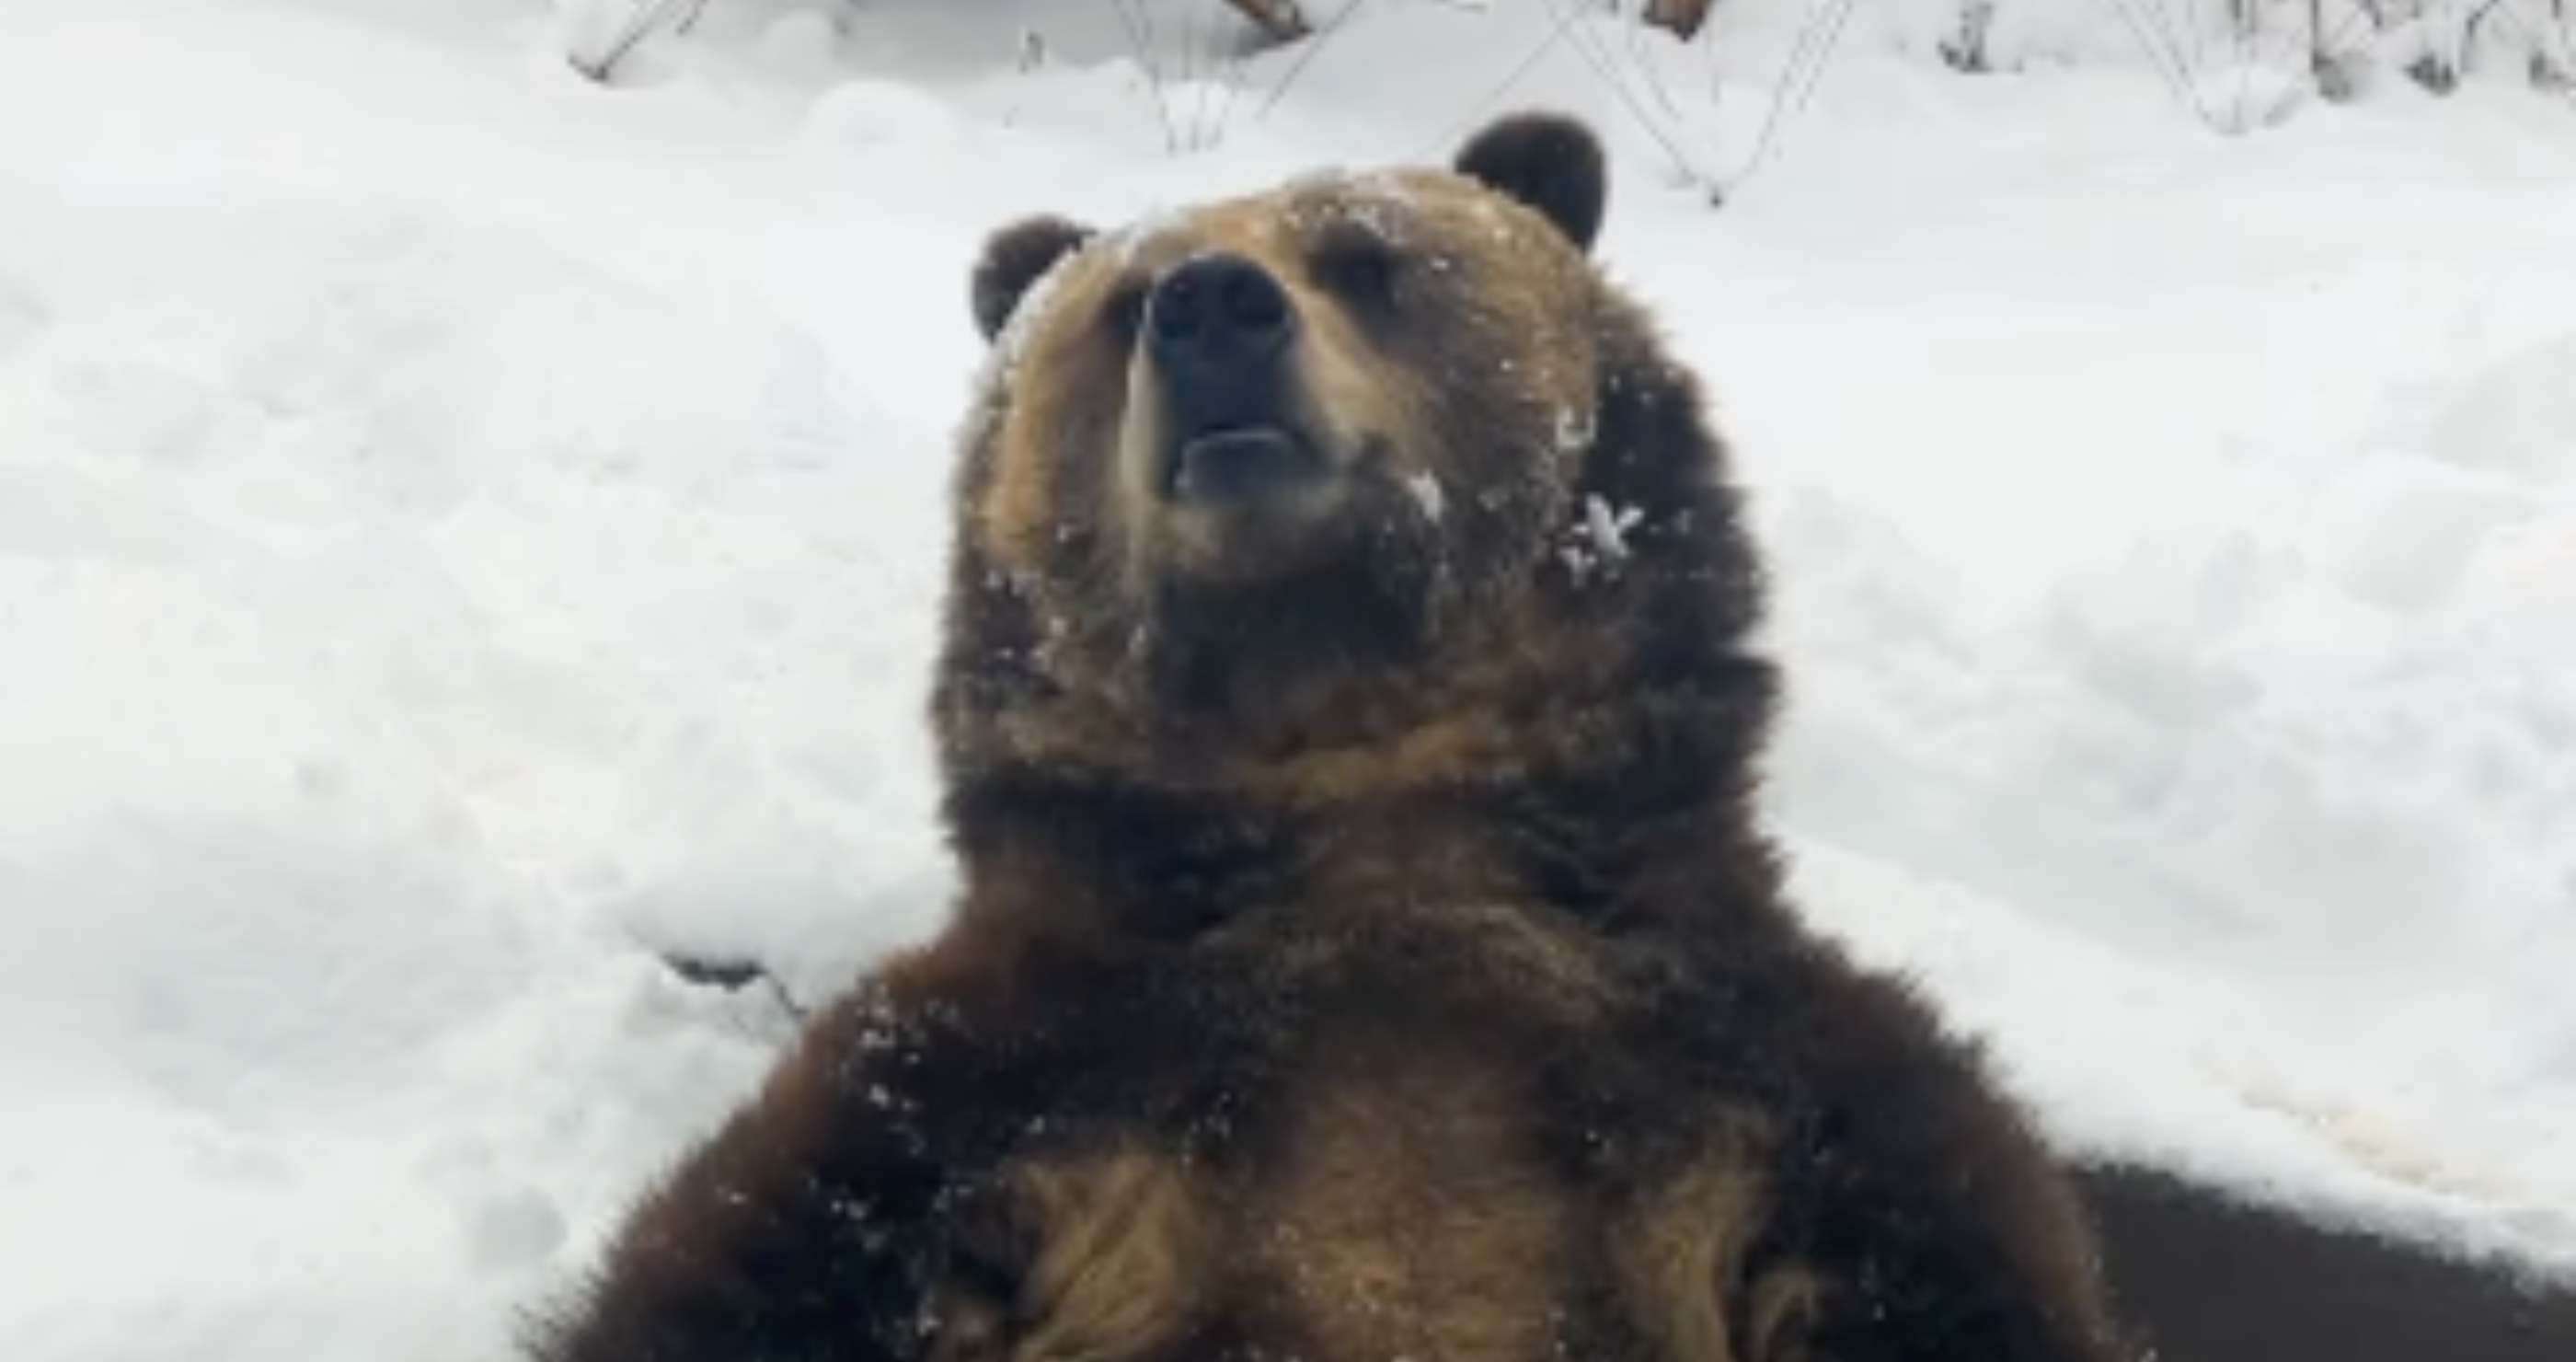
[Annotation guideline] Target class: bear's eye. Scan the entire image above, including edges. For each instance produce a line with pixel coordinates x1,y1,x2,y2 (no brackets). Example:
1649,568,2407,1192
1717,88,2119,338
1311,235,1399,306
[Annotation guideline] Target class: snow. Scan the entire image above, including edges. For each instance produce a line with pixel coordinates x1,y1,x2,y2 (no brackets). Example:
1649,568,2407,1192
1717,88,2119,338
3,0,2574,1355
1407,470,1447,524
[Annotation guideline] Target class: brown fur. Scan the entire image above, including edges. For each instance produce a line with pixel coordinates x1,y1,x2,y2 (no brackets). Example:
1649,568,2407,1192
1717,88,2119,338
936,1145,1213,1362
524,112,2135,1362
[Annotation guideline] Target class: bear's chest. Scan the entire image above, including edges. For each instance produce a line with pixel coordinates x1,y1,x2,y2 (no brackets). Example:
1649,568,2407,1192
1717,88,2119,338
937,902,1643,1362
953,1035,1592,1362
1233,1033,1581,1362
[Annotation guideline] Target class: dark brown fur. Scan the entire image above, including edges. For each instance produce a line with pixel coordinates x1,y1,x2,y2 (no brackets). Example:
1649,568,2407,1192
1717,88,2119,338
525,113,2133,1362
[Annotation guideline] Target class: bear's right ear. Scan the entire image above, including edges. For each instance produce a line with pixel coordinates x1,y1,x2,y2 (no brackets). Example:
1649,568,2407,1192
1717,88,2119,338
1453,111,1608,255
972,214,1097,343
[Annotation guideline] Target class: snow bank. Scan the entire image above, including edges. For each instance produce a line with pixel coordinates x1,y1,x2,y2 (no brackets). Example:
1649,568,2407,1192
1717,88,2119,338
3,0,2573,1356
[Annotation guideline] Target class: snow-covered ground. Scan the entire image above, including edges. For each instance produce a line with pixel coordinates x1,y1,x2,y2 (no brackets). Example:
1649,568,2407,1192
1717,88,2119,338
3,0,2572,1356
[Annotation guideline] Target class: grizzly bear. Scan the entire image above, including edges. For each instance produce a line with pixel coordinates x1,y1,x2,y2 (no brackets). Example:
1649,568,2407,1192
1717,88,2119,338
524,112,2133,1362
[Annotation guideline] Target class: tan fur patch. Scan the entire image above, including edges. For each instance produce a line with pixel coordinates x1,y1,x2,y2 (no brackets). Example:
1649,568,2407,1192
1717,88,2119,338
923,1141,1214,1362
1215,895,1618,1032
961,587,1644,810
1003,1148,1213,1362
925,1281,1009,1362
980,330,1118,575
977,423,1066,575
1266,703,1529,802
1291,302,1407,455
1742,1267,1826,1362
1252,1041,1574,1362
1235,645,1635,809
1610,1142,1774,1362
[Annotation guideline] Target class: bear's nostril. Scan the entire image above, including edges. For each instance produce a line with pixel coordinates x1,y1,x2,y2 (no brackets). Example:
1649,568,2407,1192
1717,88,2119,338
1149,275,1204,341
1146,253,1294,367
1225,275,1285,334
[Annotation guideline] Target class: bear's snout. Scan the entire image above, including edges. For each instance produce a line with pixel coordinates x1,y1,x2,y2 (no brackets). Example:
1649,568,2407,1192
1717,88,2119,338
1140,253,1326,507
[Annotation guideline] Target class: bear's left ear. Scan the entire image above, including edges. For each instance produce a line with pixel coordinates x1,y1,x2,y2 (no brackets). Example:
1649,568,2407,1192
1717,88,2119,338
1453,111,1608,255
972,214,1097,342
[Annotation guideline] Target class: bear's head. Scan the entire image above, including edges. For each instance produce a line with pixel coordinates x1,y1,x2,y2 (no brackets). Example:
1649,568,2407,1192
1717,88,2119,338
939,113,1772,829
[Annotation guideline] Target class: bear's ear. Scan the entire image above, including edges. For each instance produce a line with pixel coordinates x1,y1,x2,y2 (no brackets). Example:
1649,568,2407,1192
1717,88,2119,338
972,214,1097,342
1452,111,1608,255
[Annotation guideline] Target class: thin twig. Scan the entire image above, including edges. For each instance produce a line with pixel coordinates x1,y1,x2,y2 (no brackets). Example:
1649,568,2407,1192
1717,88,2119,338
1419,0,1590,159
573,0,699,83
1621,2,1688,121
1205,33,1255,148
1732,0,1861,190
1110,0,1182,153
1259,0,1386,119
656,950,812,1024
1182,0,1210,150
1540,0,1701,183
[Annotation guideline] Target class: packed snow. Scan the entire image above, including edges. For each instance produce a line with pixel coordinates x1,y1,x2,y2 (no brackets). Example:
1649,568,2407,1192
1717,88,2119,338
4,0,2573,1356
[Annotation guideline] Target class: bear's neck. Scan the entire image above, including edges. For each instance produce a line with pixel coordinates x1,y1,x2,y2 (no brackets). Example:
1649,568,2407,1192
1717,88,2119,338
939,648,1783,942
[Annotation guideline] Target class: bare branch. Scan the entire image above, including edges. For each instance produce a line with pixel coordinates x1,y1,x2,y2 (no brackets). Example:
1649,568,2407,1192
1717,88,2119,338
1226,0,1313,42
1644,0,1714,41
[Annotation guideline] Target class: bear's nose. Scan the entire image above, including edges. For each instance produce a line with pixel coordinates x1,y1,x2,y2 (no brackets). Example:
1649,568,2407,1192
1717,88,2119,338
1145,253,1295,375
